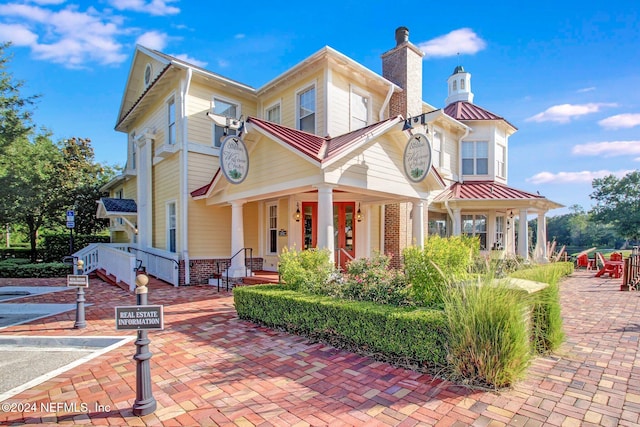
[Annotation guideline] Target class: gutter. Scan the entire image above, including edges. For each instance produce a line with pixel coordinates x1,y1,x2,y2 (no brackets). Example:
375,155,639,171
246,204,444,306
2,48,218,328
181,68,193,285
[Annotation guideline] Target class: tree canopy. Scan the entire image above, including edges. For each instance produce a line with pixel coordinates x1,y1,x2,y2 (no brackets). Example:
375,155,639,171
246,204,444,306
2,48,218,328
590,171,640,240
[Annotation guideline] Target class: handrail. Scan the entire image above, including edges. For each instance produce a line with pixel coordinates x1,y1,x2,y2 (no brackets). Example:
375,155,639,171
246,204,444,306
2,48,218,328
127,247,180,268
217,248,253,291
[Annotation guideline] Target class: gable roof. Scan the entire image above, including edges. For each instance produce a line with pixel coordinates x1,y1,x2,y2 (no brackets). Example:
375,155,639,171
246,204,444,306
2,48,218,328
444,101,517,131
246,115,403,164
98,198,138,214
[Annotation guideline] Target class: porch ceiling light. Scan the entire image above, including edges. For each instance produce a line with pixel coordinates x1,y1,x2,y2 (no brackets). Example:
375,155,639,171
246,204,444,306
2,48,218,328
295,203,301,222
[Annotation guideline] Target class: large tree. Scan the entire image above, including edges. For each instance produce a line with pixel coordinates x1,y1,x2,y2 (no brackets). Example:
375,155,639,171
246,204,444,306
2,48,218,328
590,171,640,240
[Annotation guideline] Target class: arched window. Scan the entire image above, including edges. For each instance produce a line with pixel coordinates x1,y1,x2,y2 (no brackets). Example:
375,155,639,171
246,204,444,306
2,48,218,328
452,80,457,91
461,79,466,90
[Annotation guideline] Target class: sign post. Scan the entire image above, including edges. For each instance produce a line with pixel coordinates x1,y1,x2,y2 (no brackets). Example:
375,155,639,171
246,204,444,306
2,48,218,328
115,274,161,416
67,259,87,329
66,210,75,255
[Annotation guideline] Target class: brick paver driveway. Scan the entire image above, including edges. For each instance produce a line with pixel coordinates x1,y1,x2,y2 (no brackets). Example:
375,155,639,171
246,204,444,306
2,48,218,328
0,270,639,426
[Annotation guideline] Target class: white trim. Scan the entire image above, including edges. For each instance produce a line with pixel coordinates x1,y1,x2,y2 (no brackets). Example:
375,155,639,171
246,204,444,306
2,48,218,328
144,63,153,87
266,202,278,255
166,93,177,145
295,81,317,134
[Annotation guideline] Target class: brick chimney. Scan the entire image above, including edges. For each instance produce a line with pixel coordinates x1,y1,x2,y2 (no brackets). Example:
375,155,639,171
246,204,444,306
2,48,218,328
381,27,425,119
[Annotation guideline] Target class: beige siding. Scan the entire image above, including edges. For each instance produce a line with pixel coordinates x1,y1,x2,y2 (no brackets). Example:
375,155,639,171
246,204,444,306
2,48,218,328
225,138,319,199
188,151,220,191
120,54,167,122
324,137,423,198
152,155,180,251
188,202,231,258
187,81,257,147
123,178,137,201
272,70,325,136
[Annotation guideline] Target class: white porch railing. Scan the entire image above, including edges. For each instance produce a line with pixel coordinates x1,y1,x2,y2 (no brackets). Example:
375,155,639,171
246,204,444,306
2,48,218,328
127,246,180,287
73,243,137,291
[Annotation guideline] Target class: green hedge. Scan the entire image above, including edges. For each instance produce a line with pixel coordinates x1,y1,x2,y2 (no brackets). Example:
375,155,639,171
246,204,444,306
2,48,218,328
41,233,110,262
0,261,72,278
234,285,447,368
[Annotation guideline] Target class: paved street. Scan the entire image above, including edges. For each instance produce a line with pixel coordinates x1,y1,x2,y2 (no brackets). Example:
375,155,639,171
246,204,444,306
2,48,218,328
0,270,638,426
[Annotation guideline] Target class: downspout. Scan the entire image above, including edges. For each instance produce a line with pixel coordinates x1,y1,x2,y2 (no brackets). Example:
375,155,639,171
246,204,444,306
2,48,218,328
380,83,395,121
181,68,193,285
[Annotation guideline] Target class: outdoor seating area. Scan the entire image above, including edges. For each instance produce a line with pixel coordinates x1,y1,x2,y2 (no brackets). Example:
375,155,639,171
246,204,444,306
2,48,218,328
594,252,624,279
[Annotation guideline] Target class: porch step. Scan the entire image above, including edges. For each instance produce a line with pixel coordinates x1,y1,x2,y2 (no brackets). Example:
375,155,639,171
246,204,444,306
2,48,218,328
241,271,280,285
95,269,130,292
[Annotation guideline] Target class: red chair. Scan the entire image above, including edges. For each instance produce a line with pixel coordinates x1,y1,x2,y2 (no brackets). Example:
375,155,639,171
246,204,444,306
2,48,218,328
576,254,594,270
610,252,622,262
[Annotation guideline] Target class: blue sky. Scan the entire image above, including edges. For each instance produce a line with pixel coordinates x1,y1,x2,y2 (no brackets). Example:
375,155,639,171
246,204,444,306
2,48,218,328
1,0,638,216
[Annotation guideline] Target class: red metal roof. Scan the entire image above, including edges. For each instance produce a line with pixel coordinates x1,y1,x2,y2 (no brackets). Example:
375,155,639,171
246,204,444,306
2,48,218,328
435,181,543,202
247,116,401,163
190,168,220,198
443,101,517,130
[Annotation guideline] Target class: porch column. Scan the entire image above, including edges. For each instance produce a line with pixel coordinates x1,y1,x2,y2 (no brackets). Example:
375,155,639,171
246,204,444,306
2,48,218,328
452,208,462,236
228,200,246,277
412,199,425,248
534,212,548,263
518,208,529,259
316,185,335,260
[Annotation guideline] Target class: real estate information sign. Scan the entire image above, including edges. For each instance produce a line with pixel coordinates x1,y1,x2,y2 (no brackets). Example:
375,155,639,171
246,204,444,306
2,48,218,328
115,305,164,330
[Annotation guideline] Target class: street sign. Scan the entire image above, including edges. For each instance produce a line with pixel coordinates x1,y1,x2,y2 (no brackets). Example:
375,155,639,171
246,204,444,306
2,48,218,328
67,274,89,287
66,210,75,229
115,305,164,330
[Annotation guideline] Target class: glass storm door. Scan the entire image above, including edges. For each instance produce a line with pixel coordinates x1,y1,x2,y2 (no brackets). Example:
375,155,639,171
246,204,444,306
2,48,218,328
334,202,355,270
301,201,355,269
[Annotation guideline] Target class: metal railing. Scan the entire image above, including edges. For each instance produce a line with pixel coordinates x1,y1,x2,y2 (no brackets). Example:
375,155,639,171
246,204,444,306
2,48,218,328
127,247,180,287
215,248,253,292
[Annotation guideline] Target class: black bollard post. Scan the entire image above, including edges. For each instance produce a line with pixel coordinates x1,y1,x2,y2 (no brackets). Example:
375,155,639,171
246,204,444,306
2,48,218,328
132,274,157,416
74,259,86,329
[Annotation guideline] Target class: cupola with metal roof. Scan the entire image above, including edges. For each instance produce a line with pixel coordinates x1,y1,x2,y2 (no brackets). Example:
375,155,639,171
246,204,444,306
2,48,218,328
445,64,474,105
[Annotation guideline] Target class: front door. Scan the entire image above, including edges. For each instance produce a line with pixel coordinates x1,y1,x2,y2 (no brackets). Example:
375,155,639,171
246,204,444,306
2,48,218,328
301,201,355,270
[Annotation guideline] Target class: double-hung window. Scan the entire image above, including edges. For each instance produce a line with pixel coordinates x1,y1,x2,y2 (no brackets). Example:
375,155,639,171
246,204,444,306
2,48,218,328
462,214,487,250
212,98,239,148
462,141,488,175
267,204,278,254
297,86,315,133
167,202,176,253
167,98,176,145
266,103,281,124
350,87,370,130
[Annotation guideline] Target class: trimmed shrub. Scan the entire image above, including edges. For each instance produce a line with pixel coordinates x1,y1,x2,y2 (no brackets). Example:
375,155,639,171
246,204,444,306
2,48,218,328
234,285,447,368
278,247,334,292
443,280,531,389
404,235,479,307
0,262,72,278
338,253,413,306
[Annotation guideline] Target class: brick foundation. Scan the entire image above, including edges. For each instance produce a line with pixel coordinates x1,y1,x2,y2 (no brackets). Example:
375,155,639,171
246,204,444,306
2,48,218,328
179,258,264,286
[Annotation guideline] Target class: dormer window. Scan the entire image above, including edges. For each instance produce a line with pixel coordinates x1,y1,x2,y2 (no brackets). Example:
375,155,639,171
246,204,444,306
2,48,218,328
144,63,152,87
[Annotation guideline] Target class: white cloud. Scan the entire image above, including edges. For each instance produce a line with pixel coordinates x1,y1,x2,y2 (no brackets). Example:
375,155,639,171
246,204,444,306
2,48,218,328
417,28,486,58
0,23,38,45
109,0,179,16
171,53,207,68
598,113,640,130
576,87,596,93
526,102,617,123
572,140,640,157
527,169,634,184
29,0,66,4
0,3,128,67
136,30,168,50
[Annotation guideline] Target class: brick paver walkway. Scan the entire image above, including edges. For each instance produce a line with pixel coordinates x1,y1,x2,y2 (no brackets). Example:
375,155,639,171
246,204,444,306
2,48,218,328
0,270,638,426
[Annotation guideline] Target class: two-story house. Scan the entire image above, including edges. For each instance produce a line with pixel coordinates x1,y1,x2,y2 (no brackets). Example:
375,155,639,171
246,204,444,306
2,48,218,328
97,27,561,286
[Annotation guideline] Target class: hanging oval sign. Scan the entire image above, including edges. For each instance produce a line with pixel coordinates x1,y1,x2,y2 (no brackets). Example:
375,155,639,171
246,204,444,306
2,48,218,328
220,135,249,184
403,133,432,183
